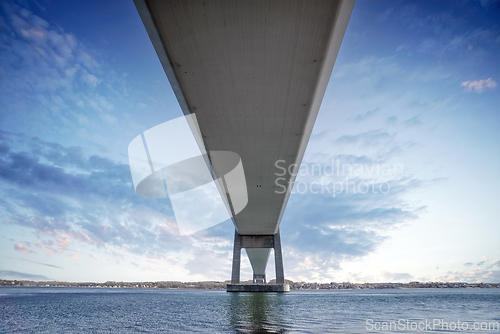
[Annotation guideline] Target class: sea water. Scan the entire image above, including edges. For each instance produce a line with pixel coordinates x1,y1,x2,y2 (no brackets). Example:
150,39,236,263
1,287,499,333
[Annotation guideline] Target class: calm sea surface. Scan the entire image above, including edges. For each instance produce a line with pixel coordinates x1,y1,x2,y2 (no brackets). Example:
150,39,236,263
1,287,499,333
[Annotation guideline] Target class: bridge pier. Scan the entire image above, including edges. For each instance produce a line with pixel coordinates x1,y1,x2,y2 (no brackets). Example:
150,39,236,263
228,229,289,292
273,231,285,284
231,230,242,284
253,274,266,284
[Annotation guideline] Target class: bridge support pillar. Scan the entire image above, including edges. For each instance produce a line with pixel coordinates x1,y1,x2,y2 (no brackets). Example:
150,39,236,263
273,230,285,284
231,230,242,284
229,229,287,289
253,273,266,284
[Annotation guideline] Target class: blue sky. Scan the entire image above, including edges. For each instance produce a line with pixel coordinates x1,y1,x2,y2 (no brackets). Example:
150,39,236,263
1,0,499,283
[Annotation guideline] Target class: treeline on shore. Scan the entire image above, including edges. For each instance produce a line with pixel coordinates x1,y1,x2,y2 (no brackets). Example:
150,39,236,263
1,279,499,290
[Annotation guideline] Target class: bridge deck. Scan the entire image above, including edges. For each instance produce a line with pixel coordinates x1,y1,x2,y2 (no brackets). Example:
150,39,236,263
134,0,354,236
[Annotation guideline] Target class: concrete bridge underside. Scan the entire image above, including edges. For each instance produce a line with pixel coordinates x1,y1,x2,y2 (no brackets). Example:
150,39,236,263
134,0,354,288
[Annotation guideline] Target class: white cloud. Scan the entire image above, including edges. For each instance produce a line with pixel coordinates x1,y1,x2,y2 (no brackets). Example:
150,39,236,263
82,72,100,87
14,244,36,254
0,2,117,144
435,269,500,283
101,114,116,125
461,78,497,93
478,0,500,7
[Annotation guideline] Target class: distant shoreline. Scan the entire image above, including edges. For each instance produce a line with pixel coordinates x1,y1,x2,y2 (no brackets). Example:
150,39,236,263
1,279,499,290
